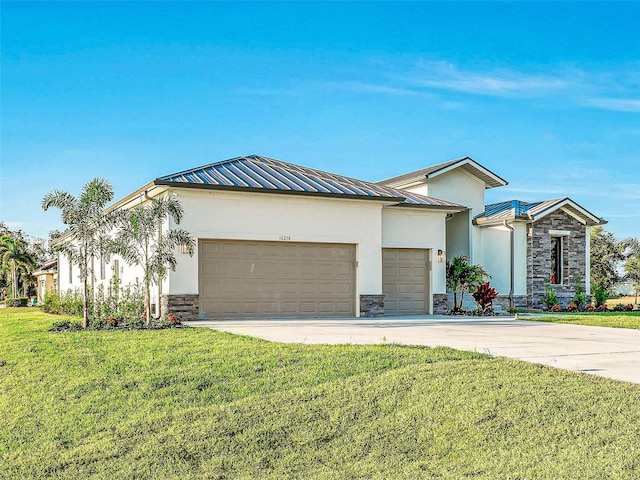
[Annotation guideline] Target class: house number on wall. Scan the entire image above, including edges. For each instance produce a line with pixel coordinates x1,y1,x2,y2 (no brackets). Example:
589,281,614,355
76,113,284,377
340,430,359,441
278,235,292,241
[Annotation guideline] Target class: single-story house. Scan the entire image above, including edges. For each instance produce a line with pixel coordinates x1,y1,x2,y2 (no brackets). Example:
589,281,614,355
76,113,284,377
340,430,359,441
57,154,605,318
32,257,58,304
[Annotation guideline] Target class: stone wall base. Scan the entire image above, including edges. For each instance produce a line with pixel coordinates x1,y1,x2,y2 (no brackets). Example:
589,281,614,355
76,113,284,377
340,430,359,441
160,294,199,320
494,296,528,310
433,294,448,315
360,294,384,317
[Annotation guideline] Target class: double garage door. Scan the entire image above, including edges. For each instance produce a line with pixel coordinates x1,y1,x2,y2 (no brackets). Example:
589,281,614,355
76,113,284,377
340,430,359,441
199,240,356,319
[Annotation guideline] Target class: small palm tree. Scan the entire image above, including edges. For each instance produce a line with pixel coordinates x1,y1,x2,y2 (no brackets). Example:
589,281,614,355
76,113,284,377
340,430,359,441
0,234,36,298
42,178,116,328
113,195,194,326
446,255,491,313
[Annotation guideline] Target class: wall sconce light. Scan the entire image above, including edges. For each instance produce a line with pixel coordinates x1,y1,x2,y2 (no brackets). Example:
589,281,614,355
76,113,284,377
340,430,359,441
437,249,445,263
180,244,189,254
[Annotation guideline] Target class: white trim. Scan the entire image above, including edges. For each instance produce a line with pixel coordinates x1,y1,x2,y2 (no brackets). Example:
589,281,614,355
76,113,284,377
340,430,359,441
549,230,570,236
428,158,508,186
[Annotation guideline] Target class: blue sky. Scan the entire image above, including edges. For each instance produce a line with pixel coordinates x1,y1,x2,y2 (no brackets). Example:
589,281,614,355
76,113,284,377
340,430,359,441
2,1,639,240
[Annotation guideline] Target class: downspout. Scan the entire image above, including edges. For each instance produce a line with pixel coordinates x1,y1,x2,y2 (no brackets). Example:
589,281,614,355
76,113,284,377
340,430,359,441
503,221,514,307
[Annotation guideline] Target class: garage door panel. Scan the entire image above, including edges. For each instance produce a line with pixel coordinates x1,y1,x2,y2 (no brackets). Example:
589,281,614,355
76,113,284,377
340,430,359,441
383,248,430,316
199,240,355,318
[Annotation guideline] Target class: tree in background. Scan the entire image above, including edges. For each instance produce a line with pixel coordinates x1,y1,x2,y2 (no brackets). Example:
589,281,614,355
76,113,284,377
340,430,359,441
590,226,625,293
624,237,640,305
42,178,116,328
0,233,37,299
446,255,491,313
112,195,195,326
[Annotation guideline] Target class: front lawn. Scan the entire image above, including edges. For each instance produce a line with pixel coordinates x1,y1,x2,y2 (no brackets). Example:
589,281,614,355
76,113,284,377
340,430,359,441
2,308,640,479
530,311,640,329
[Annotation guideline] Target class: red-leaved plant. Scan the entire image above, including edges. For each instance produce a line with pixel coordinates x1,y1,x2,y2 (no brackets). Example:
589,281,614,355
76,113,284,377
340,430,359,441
567,301,578,312
550,304,563,312
472,282,498,313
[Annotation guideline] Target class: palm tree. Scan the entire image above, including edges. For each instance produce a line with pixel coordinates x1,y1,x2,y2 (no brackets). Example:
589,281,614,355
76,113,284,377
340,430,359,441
446,255,491,313
113,195,194,326
42,178,115,327
0,234,36,298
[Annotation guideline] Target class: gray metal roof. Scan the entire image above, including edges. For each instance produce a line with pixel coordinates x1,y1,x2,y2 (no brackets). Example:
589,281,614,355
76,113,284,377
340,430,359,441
377,156,508,190
155,155,463,210
474,198,605,226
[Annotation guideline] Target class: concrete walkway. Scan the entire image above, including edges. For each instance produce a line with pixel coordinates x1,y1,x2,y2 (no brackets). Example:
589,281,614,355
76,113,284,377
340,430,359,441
185,315,640,384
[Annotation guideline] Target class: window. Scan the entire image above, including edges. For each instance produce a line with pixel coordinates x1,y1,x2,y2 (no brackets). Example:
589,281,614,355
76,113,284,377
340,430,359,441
112,260,120,284
550,236,563,284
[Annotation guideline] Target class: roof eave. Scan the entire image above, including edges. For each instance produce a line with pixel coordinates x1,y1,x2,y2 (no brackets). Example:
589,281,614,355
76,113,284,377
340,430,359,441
530,198,603,226
426,157,508,190
388,203,466,212
153,179,406,203
472,215,530,226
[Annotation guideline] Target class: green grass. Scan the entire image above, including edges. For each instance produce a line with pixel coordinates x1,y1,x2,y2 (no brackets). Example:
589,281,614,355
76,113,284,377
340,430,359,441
2,308,640,479
530,311,640,329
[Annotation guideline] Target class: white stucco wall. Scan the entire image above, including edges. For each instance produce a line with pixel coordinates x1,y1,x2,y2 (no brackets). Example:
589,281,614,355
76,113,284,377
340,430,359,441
424,169,486,215
381,208,448,295
168,189,387,310
476,223,527,297
446,211,470,260
401,169,486,263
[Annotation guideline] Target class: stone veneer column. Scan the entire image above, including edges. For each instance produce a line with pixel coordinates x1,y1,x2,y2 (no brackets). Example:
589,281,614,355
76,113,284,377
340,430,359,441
160,294,199,320
527,211,587,309
360,294,384,317
432,294,448,314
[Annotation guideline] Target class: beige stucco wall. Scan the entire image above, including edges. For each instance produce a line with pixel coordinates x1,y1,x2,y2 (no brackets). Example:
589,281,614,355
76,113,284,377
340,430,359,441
381,208,448,295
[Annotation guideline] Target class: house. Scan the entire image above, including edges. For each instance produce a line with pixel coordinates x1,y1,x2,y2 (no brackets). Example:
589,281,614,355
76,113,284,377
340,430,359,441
56,154,604,318
32,257,57,304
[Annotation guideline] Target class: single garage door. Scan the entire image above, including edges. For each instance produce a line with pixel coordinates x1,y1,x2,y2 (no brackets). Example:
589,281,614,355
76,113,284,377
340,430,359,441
199,240,356,318
382,248,430,315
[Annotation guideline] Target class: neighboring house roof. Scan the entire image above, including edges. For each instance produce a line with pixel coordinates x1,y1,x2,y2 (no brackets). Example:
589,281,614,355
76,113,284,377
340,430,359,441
154,154,463,210
377,156,509,190
33,257,57,276
473,198,606,226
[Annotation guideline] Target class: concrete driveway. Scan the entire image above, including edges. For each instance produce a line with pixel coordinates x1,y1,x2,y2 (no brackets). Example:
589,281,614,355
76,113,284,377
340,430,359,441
186,315,640,384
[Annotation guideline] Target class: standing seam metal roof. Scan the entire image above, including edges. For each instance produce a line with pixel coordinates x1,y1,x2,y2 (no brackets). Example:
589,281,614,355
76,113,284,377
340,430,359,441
156,155,463,209
474,198,604,225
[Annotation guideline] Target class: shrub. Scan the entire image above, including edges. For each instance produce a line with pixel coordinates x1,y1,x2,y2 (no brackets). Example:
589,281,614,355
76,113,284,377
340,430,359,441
107,316,119,327
593,281,609,308
572,277,587,310
51,320,83,331
625,304,634,311
161,311,182,326
550,304,563,313
542,282,559,310
585,304,595,312
567,301,578,312
613,303,626,312
42,282,144,329
597,304,609,312
506,306,518,314
472,282,498,314
42,291,62,314
6,297,28,307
